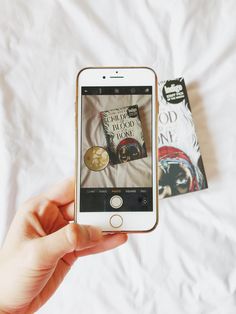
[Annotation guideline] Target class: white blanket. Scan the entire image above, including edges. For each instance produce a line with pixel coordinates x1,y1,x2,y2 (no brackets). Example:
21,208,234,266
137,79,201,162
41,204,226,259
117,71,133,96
1,1,236,313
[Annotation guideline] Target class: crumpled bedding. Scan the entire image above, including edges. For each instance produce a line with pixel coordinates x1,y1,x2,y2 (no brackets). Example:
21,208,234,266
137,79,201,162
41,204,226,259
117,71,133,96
1,1,236,313
81,94,152,188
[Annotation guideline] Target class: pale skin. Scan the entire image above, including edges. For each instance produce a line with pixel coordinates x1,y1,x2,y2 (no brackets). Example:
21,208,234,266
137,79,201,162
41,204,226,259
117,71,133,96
0,179,128,314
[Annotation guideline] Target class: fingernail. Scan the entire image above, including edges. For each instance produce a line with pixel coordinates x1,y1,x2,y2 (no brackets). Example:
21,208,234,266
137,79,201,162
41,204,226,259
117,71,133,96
87,226,103,241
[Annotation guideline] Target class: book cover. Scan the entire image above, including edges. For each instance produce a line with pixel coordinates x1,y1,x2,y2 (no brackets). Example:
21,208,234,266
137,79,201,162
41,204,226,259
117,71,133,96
100,105,147,165
158,77,208,199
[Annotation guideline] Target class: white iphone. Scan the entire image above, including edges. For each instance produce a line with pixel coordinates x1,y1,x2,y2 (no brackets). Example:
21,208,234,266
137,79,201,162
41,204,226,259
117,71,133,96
75,67,158,232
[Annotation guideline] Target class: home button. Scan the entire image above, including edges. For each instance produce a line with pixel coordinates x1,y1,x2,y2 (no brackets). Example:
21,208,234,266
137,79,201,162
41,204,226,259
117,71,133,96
109,214,123,228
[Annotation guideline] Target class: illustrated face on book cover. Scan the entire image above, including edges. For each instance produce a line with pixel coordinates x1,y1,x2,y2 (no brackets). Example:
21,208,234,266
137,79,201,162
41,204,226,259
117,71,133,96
158,146,206,199
79,86,153,212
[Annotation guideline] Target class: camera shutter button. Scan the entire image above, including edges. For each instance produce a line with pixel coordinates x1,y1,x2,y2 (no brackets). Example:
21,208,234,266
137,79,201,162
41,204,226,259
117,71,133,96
110,195,123,209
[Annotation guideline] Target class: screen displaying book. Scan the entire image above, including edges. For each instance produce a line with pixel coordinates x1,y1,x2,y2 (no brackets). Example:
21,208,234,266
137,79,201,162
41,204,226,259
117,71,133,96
79,86,153,212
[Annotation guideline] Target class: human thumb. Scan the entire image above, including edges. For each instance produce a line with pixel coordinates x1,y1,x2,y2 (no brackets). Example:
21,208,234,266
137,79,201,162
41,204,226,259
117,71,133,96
32,223,103,266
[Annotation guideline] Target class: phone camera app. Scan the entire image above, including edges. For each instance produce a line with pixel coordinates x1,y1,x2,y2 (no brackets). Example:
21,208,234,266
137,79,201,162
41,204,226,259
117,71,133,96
80,85,152,212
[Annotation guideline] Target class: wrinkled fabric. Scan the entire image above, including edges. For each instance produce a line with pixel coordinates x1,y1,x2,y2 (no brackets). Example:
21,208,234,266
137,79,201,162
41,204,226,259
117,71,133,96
0,1,236,313
81,94,152,188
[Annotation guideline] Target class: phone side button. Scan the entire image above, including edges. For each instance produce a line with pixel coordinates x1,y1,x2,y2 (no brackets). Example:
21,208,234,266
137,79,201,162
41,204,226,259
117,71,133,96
109,214,123,228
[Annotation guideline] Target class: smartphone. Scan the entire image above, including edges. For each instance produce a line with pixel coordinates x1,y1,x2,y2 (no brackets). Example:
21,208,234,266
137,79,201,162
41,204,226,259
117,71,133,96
75,67,158,232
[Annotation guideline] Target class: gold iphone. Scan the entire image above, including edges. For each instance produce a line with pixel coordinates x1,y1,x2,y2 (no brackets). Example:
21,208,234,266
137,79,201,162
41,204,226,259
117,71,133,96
75,67,158,232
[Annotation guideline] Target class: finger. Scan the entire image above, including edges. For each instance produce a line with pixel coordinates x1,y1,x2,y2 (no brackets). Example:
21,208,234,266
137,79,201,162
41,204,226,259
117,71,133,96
36,199,67,233
20,199,69,237
75,233,128,258
60,202,75,221
61,233,128,266
20,178,74,218
42,177,75,206
32,223,103,266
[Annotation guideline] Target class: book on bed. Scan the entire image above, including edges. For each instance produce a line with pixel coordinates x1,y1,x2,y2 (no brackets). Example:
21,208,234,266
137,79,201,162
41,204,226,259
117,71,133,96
158,77,208,199
101,105,147,165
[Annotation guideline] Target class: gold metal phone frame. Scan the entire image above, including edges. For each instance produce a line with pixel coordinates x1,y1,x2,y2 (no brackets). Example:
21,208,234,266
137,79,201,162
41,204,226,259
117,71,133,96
74,66,159,233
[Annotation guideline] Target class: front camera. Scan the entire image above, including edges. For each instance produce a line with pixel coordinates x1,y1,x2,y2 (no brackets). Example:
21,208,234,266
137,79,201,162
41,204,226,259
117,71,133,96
103,76,106,79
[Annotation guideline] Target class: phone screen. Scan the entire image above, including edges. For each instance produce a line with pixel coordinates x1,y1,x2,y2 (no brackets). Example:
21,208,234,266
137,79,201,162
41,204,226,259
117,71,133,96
79,86,153,212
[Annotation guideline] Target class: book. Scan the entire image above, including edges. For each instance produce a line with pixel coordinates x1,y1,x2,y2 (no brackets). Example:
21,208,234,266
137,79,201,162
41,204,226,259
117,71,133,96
158,77,208,198
100,105,147,165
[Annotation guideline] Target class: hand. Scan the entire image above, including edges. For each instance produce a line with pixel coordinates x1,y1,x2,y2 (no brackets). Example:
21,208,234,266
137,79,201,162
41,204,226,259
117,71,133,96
0,179,128,314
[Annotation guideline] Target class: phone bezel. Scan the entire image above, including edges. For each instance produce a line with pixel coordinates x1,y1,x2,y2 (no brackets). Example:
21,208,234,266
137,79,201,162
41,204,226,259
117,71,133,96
75,67,158,233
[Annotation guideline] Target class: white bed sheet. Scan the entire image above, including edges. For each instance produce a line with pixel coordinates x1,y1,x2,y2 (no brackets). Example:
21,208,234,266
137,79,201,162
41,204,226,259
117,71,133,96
81,94,152,188
1,1,236,313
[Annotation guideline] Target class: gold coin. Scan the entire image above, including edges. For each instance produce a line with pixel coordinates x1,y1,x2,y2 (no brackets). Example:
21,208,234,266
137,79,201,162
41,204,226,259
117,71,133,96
84,146,109,171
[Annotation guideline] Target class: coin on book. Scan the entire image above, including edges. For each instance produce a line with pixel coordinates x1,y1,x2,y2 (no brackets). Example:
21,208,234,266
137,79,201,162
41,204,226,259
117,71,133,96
84,146,109,171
